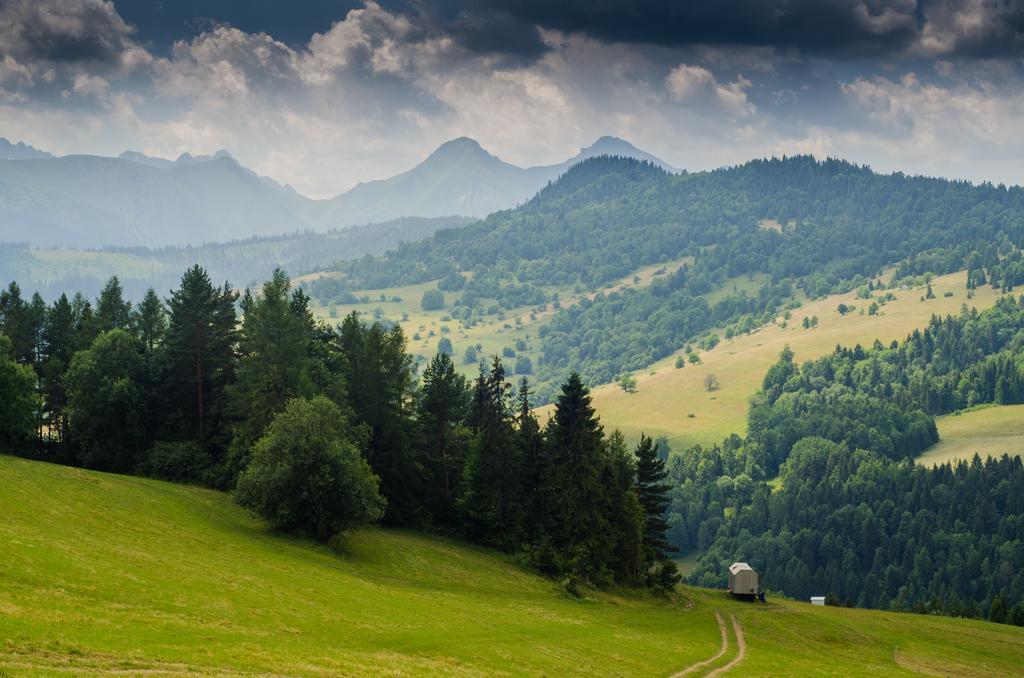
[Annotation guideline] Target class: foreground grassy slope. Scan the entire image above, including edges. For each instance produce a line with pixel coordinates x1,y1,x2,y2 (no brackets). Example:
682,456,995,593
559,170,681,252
3,456,1024,675
562,271,1007,451
919,404,1024,467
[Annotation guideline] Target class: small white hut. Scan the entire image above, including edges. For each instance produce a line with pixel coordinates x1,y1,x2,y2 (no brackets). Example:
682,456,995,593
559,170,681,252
727,562,760,597
810,596,826,606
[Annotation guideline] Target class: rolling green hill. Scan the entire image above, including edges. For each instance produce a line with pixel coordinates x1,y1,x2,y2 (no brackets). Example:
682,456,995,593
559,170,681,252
543,269,1009,451
2,455,1023,675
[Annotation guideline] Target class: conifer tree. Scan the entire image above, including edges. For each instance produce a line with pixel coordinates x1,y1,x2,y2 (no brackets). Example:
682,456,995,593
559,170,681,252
516,377,547,543
42,294,76,444
231,270,312,457
460,357,523,549
0,282,33,364
96,276,132,332
605,430,644,583
133,288,167,354
634,433,681,589
546,372,613,582
164,266,238,457
416,352,470,523
337,312,420,525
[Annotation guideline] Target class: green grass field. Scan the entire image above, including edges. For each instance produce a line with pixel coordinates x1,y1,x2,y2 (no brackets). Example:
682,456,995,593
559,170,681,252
918,404,1024,467
555,271,1008,452
2,455,1022,675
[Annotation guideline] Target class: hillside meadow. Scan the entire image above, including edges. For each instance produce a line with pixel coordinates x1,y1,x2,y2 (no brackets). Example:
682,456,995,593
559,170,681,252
2,455,1023,676
919,403,1024,467
301,257,692,380
558,270,1008,452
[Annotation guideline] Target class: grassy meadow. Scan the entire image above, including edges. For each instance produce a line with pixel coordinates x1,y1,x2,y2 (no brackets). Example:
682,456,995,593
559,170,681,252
2,455,1023,676
918,404,1024,466
544,271,1008,452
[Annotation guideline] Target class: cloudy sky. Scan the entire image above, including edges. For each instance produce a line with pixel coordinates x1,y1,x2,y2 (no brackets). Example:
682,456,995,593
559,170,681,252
1,0,1022,197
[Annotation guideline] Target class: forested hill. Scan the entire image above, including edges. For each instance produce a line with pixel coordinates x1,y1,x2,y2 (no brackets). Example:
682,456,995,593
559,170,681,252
338,155,1024,296
331,155,1024,400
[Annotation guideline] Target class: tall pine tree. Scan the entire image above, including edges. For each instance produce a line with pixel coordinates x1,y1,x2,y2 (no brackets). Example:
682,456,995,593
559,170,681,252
634,433,680,589
164,266,237,464
460,357,523,549
416,352,470,524
545,372,613,583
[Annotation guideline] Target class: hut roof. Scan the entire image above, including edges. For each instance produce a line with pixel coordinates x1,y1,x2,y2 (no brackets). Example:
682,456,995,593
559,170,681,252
729,562,755,575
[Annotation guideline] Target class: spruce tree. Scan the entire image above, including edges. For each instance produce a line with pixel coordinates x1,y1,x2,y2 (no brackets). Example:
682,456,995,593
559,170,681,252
605,430,644,583
546,372,613,583
634,433,680,589
337,313,420,525
164,266,238,457
0,282,33,364
133,288,167,354
460,357,523,549
516,377,547,544
42,294,76,444
96,276,133,332
416,352,470,524
231,270,312,458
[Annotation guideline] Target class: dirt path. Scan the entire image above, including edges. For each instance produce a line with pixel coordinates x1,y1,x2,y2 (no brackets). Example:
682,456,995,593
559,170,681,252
671,611,729,677
705,614,746,677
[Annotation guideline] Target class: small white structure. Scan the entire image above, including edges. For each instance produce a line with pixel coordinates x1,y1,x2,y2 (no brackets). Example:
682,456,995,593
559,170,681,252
810,596,826,606
728,562,760,597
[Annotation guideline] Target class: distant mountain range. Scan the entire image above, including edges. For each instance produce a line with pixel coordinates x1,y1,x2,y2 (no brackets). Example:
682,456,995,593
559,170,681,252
0,136,675,248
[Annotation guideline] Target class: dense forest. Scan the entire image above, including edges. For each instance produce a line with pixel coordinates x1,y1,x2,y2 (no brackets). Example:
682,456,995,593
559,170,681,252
0,269,677,590
315,155,1024,401
663,297,1024,623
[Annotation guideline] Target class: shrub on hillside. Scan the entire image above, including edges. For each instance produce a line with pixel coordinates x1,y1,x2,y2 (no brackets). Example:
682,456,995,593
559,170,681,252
421,289,445,311
235,396,385,541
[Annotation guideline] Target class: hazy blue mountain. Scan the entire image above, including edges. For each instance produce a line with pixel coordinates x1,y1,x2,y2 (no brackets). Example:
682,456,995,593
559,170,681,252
0,138,53,160
0,135,674,247
0,154,316,247
325,136,676,226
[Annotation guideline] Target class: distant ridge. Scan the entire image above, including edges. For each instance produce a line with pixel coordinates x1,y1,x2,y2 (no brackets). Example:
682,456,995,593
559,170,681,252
0,137,53,160
0,135,675,247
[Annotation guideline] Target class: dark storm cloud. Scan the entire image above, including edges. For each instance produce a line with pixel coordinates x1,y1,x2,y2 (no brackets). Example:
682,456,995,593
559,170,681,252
1,0,138,64
463,0,1024,59
448,8,548,62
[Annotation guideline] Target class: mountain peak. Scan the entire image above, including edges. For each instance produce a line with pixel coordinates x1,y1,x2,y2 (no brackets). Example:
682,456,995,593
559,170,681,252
426,137,492,162
0,137,54,160
574,136,677,173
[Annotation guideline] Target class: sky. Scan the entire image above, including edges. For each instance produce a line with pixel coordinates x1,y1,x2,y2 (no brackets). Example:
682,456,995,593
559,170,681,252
1,0,1022,198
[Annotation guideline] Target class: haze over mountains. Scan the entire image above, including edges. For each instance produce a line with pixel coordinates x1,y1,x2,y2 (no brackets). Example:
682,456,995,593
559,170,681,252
0,136,674,248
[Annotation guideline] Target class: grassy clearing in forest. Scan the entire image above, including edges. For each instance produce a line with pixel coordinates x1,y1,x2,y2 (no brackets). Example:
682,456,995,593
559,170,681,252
918,404,1024,466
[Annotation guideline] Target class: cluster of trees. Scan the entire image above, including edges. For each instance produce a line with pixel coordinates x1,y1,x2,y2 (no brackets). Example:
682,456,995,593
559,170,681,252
657,298,1024,622
748,297,1024,472
691,438,1024,625
0,267,677,591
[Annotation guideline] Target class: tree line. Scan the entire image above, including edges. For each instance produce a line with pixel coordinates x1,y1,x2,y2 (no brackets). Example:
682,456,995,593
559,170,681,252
0,267,677,591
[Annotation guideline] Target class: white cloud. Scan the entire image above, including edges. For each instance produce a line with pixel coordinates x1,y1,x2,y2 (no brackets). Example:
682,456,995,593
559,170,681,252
666,64,755,119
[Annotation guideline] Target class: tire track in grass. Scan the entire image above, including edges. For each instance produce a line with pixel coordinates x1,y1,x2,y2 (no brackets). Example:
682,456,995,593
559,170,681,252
705,614,745,677
671,610,728,677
